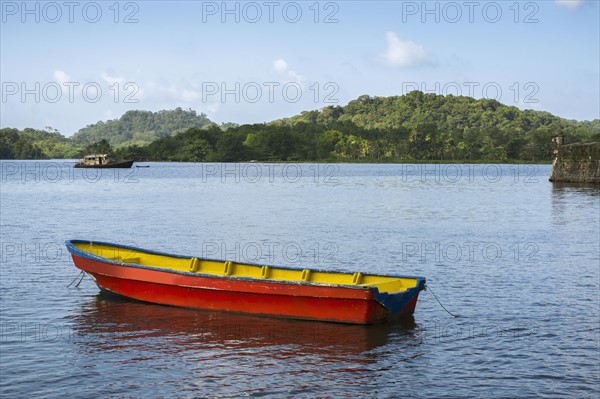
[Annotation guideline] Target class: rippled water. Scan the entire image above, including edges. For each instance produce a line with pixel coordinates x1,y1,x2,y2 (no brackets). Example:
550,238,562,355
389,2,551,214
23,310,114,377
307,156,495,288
1,161,598,398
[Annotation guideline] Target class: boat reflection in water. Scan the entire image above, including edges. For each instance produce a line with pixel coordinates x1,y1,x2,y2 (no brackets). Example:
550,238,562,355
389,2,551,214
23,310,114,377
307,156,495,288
70,293,423,357
66,287,426,396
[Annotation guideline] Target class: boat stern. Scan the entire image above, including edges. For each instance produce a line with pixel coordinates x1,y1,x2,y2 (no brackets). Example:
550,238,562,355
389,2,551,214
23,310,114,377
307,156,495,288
373,277,426,320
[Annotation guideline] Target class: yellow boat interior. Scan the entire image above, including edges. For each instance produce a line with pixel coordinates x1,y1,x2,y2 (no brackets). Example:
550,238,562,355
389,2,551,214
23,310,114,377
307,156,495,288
73,241,420,294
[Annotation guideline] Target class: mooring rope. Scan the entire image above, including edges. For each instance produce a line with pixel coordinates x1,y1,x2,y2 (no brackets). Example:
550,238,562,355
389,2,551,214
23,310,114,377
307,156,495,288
67,270,85,288
425,284,459,318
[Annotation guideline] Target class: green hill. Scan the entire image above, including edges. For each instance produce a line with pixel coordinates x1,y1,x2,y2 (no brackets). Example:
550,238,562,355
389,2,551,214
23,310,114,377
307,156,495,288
0,127,81,159
1,92,598,161
261,91,599,161
135,92,597,162
70,107,215,147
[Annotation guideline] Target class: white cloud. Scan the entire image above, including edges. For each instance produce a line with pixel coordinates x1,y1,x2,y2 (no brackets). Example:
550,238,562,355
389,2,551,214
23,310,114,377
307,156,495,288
100,72,124,85
272,58,305,84
53,70,70,85
273,59,289,73
380,32,437,68
555,0,584,8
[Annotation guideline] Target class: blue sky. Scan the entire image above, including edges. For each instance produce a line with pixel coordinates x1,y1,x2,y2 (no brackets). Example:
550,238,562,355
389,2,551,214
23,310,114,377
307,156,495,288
1,0,598,136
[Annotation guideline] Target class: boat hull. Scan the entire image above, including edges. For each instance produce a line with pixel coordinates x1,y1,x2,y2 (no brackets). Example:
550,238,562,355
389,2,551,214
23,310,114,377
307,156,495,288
67,241,425,324
74,160,134,168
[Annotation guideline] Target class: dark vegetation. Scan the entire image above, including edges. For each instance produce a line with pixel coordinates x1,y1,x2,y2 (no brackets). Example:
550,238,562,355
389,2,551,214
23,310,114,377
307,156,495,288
2,92,599,162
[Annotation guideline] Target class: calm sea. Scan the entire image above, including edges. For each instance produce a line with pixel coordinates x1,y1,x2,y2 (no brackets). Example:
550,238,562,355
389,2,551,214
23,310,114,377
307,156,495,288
0,161,598,398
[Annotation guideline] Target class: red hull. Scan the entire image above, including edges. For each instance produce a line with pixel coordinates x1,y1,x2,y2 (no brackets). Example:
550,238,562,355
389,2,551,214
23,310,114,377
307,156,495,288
71,255,420,324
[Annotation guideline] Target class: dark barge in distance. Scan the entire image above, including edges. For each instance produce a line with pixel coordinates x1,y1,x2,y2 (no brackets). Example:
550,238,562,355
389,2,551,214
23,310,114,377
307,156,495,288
74,154,134,168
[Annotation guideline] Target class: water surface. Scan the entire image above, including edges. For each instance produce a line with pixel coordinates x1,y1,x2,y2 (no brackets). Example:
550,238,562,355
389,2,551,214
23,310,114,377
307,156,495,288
1,162,598,398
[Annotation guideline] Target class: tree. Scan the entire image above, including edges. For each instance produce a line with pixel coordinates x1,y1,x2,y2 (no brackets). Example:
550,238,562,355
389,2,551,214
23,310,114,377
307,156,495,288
179,139,211,162
213,131,248,162
0,128,19,159
82,139,113,157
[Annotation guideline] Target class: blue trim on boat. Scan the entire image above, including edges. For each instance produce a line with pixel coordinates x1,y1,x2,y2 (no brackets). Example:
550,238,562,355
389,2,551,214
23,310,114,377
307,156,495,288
65,239,427,295
373,280,426,315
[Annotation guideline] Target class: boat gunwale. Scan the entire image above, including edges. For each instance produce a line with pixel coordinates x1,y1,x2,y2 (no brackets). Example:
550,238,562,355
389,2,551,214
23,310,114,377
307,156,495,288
66,239,426,292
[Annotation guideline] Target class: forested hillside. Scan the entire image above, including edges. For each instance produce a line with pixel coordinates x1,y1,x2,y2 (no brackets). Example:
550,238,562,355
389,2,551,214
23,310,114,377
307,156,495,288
0,127,80,159
70,107,214,147
2,92,598,162
267,92,599,161
112,92,599,162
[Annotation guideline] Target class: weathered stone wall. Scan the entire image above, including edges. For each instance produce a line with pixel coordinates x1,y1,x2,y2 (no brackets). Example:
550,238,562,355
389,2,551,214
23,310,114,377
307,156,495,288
550,142,600,184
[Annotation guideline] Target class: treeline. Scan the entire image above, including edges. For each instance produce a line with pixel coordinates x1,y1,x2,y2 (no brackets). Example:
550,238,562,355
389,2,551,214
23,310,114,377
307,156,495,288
0,107,217,160
0,127,80,159
113,92,599,162
1,92,599,162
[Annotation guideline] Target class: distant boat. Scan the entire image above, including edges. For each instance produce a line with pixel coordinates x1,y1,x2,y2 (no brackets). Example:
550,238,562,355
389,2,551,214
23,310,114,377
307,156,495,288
65,240,426,324
74,154,134,168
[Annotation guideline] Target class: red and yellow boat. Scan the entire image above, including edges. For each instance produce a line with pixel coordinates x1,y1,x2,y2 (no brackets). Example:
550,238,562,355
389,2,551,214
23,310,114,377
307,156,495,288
66,240,426,324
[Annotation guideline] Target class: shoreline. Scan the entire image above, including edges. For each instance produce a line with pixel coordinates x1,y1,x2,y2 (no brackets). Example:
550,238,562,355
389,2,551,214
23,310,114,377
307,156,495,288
0,159,554,165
